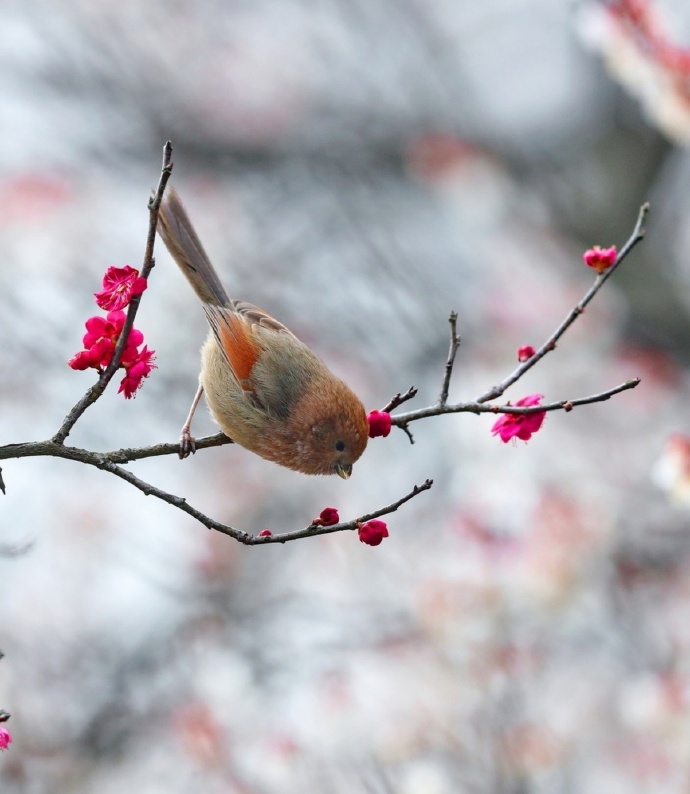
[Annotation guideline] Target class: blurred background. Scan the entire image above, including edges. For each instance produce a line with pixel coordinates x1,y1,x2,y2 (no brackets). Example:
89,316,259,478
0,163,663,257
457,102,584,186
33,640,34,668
2,0,690,791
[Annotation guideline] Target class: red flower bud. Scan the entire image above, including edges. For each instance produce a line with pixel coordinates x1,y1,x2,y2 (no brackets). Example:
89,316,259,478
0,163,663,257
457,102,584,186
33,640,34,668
517,345,535,362
358,519,389,546
367,410,392,438
583,245,617,274
316,507,339,526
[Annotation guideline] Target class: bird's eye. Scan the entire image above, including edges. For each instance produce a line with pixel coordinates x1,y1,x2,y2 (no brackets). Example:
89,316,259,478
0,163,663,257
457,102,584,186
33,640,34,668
335,440,346,452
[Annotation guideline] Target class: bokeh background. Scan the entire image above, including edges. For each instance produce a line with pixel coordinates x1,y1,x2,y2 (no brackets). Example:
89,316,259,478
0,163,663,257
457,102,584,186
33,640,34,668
3,0,690,791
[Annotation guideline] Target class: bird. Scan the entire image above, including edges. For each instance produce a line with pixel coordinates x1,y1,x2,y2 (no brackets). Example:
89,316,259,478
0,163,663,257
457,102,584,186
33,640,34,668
156,187,369,478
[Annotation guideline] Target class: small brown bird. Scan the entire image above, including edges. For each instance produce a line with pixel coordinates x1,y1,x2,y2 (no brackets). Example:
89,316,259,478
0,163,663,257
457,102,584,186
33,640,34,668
157,188,369,478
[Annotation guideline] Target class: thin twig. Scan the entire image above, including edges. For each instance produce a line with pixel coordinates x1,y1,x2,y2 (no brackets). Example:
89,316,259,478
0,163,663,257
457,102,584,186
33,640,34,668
52,142,174,445
398,424,415,445
249,479,434,544
391,378,640,424
490,378,640,414
380,387,418,414
439,310,460,406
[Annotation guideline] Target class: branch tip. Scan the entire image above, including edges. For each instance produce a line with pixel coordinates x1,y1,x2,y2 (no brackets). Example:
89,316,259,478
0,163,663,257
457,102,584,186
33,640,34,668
439,310,461,406
381,386,417,413
399,423,415,445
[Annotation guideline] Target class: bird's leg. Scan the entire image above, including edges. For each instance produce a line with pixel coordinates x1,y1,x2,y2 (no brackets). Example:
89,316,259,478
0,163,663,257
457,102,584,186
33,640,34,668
179,381,204,459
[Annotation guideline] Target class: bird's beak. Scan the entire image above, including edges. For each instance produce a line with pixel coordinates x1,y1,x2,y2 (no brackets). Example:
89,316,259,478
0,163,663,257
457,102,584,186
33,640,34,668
335,462,352,480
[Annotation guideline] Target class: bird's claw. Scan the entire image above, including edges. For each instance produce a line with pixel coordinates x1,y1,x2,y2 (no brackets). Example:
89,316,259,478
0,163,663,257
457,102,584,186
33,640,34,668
179,430,197,459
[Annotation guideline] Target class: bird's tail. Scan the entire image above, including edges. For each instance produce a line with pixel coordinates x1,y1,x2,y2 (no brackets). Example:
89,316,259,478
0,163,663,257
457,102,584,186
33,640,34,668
157,188,230,307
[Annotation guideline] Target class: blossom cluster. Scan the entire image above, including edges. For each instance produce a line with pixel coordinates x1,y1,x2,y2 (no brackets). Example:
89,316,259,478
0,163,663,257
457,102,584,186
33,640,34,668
68,266,155,399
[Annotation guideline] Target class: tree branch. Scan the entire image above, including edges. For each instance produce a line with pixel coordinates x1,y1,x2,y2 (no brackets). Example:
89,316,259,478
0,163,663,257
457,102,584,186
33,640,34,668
0,147,648,545
387,202,648,428
249,479,434,544
0,438,432,544
391,378,641,424
475,201,649,404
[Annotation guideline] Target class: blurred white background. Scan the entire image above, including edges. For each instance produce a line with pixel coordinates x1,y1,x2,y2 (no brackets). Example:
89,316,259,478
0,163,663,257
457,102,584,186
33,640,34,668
2,1,690,792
